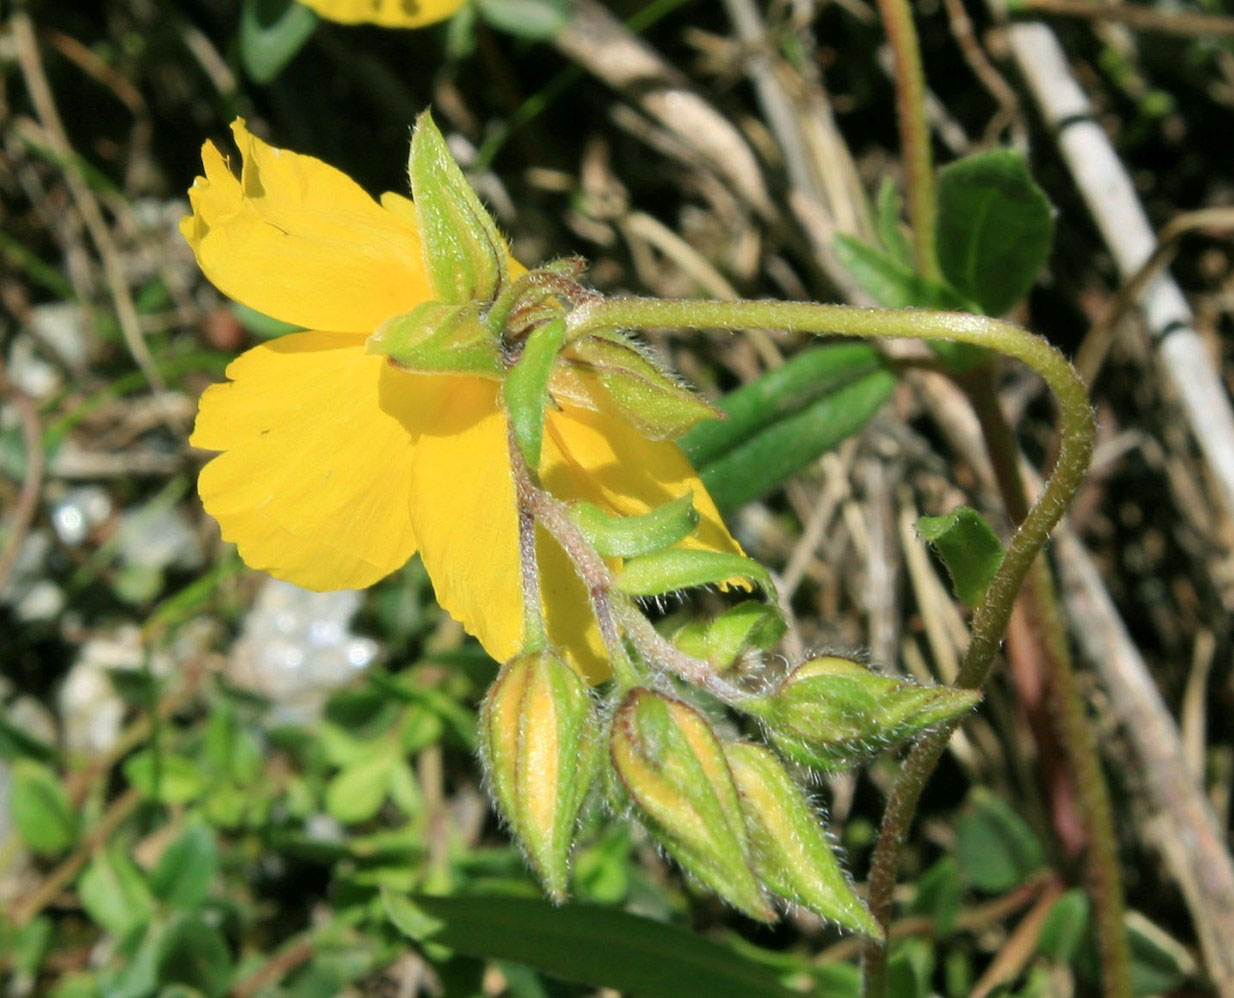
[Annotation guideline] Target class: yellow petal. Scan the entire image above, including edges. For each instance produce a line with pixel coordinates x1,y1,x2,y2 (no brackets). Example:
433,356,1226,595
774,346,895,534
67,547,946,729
297,0,468,27
181,119,432,334
405,377,526,660
192,330,434,591
405,378,613,680
541,404,742,558
407,385,744,682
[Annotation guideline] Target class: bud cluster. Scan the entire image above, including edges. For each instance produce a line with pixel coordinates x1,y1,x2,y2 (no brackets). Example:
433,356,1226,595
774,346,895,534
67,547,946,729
385,111,984,935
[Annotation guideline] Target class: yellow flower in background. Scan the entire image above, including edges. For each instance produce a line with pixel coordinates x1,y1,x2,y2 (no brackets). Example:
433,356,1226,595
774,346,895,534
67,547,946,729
297,0,467,28
183,120,740,681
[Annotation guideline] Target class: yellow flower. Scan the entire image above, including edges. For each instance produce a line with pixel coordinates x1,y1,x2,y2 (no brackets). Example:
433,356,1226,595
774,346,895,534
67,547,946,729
297,0,466,28
183,120,741,681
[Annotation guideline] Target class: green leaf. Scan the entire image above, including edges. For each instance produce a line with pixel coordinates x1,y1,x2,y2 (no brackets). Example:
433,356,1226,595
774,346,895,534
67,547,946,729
11,760,77,855
149,823,219,911
0,709,57,762
875,180,913,267
570,492,699,558
917,506,1005,608
239,0,318,85
9,916,52,976
325,752,396,824
681,343,885,468
617,548,775,600
384,893,797,998
154,915,234,998
78,848,156,939
935,149,1055,316
690,367,896,513
123,751,206,804
1126,913,1194,995
229,302,303,340
409,110,508,304
1038,888,1090,964
954,789,1044,892
907,857,963,937
504,319,566,470
834,235,966,310
476,0,572,39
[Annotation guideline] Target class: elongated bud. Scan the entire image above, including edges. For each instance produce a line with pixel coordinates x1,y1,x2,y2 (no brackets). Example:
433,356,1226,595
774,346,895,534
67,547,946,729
750,656,981,771
724,742,881,937
368,301,502,377
609,689,773,921
551,330,719,440
480,652,599,901
409,111,509,304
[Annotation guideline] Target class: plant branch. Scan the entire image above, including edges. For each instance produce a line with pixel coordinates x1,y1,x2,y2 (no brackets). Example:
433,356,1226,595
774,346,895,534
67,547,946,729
875,0,939,280
961,365,1131,997
566,296,1094,991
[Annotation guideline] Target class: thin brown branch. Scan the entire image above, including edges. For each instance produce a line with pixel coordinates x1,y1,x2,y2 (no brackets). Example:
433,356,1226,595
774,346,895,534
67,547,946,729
1019,0,1234,38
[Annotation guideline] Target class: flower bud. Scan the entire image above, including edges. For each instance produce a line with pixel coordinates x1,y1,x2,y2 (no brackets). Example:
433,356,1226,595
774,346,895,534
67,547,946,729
408,111,508,304
752,656,981,772
551,331,719,440
724,742,881,937
480,652,599,901
609,689,773,921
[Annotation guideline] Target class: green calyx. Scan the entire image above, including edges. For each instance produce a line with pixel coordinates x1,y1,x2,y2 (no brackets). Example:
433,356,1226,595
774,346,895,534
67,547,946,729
724,742,882,937
748,656,982,772
409,110,509,305
609,689,773,921
479,652,600,901
551,330,720,440
367,301,503,377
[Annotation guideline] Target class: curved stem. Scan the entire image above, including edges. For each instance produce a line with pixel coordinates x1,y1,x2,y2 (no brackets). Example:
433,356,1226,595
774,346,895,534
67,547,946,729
567,296,1095,987
962,367,1131,996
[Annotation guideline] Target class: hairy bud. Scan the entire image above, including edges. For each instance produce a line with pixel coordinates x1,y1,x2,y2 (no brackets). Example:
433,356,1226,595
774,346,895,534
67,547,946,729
752,656,981,771
480,652,599,901
609,689,773,921
724,742,881,937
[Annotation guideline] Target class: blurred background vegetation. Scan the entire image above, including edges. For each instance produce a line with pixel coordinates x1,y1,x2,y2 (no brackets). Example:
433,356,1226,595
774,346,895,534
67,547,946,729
2,0,1233,994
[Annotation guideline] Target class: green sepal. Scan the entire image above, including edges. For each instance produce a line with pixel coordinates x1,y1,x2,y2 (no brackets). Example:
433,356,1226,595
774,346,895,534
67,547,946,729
917,506,1005,608
724,742,882,937
617,548,775,601
503,319,566,471
749,656,982,772
409,110,509,304
570,492,699,558
479,652,599,901
609,690,772,921
368,300,502,377
665,601,786,673
553,330,719,440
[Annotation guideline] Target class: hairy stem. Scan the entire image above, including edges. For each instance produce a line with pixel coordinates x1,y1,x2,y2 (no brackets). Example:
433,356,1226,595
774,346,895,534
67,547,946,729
567,297,1094,991
509,426,548,652
958,366,1131,997
875,0,940,280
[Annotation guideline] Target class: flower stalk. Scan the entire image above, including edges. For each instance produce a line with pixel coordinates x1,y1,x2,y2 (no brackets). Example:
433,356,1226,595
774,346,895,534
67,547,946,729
874,0,940,281
566,295,1094,983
